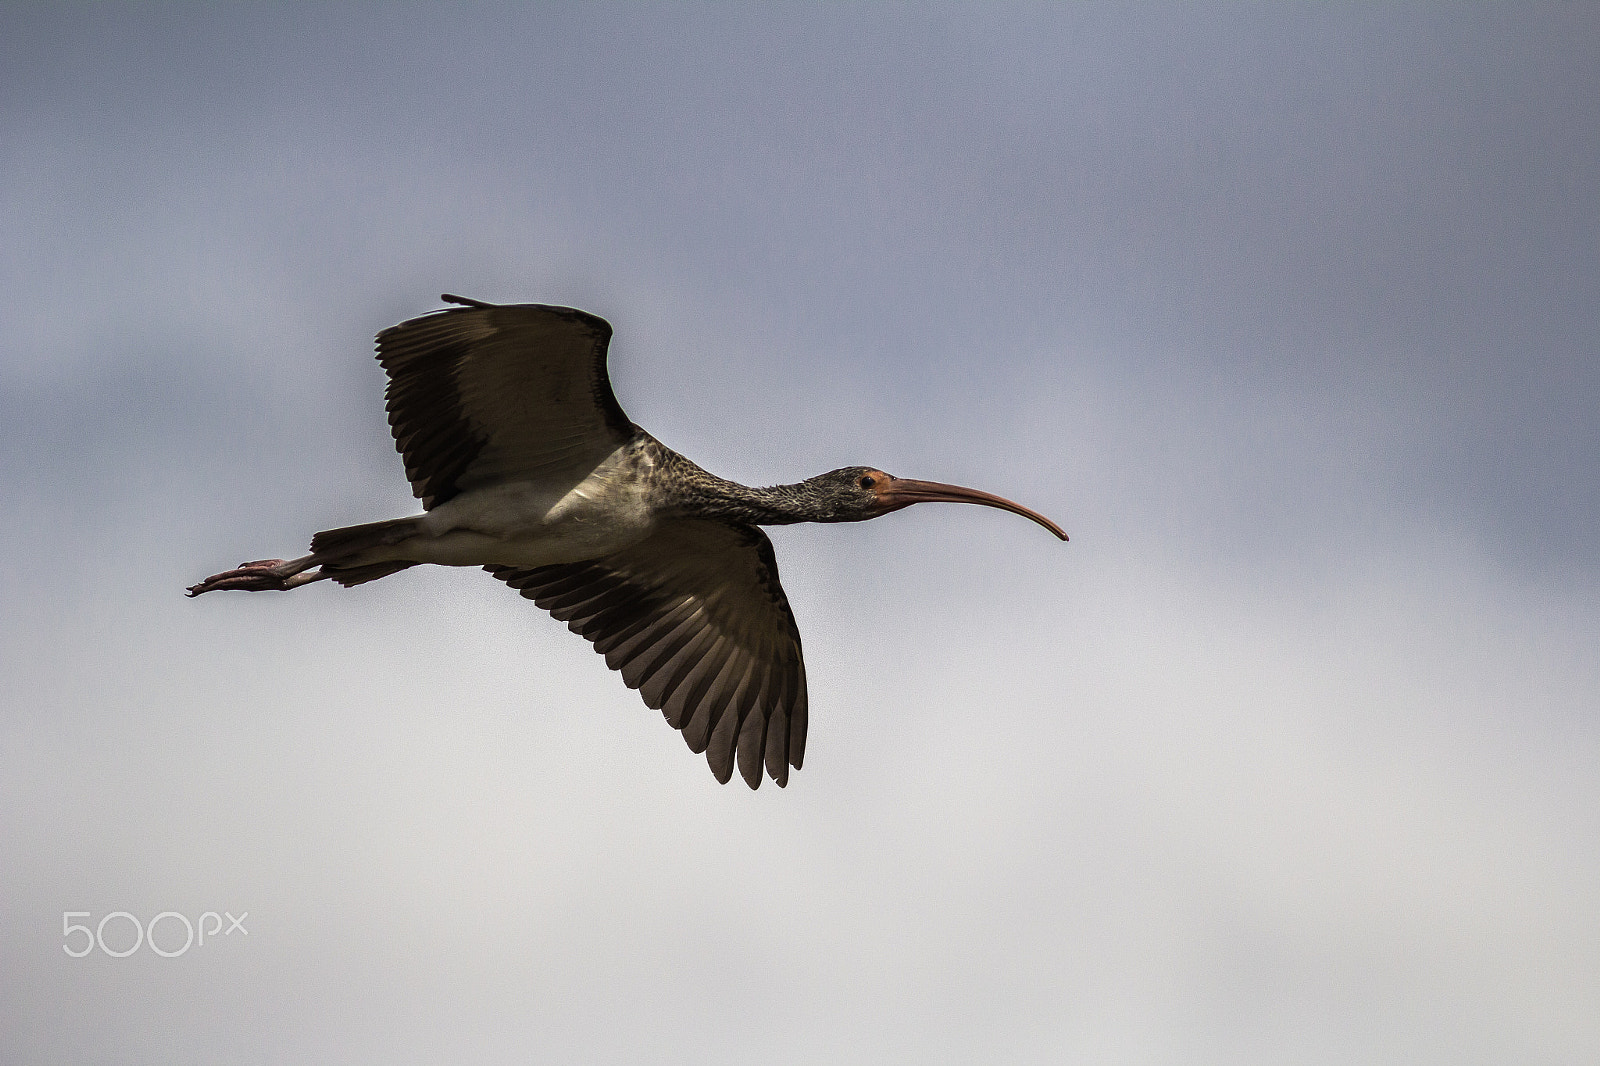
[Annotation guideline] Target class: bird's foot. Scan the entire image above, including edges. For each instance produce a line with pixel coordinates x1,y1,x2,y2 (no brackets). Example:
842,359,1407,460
186,559,298,596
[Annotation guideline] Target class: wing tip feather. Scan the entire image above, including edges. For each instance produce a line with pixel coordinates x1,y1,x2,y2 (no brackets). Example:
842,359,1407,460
485,521,808,791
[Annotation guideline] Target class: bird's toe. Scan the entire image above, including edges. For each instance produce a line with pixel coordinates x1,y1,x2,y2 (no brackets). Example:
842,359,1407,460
185,562,294,595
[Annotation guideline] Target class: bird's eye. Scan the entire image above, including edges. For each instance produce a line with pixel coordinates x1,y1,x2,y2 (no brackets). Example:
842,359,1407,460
858,475,876,489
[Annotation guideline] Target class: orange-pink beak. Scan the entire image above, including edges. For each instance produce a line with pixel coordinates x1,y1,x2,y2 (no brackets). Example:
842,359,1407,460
875,478,1068,541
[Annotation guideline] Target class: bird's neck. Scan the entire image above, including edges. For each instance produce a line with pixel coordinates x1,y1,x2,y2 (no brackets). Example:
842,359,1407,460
671,475,821,527
653,450,822,526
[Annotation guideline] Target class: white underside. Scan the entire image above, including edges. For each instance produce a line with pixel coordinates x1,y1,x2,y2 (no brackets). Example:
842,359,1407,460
347,449,659,570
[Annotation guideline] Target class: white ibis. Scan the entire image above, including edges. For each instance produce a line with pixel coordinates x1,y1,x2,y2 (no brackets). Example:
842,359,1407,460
189,295,1067,788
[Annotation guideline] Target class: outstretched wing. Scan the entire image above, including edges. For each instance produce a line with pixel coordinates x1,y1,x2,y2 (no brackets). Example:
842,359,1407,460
376,296,637,509
488,518,808,788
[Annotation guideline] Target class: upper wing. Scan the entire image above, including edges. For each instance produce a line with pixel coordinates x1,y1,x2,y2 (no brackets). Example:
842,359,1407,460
376,297,637,509
488,518,808,788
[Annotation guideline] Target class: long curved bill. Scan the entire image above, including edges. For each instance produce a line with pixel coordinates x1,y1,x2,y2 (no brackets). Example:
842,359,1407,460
877,478,1068,541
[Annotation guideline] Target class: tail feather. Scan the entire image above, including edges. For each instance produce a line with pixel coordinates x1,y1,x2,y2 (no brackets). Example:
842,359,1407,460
310,516,423,558
324,561,418,587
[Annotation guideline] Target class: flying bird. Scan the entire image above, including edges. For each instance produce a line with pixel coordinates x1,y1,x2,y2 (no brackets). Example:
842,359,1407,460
188,295,1068,788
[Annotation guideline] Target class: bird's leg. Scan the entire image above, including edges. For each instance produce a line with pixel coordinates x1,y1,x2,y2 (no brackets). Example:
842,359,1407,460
186,554,329,596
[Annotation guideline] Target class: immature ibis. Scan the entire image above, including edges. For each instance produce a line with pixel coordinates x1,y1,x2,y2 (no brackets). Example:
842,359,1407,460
188,295,1067,788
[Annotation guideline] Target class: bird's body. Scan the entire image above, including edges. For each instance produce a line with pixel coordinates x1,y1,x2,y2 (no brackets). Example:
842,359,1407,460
350,437,664,569
189,295,1067,788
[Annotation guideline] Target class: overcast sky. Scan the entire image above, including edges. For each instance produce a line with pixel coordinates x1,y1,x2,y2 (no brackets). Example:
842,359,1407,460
2,4,1597,1064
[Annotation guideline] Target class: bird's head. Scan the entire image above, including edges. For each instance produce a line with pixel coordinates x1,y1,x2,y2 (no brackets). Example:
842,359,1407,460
801,467,1068,540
